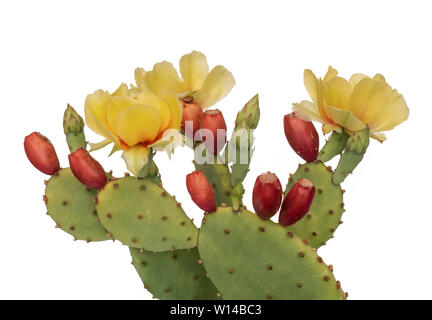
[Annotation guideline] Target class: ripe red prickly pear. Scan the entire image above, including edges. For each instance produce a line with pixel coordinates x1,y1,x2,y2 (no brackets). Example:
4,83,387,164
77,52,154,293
24,132,60,175
279,178,315,226
180,98,203,141
68,148,107,189
283,112,319,162
252,172,282,220
186,170,217,213
199,109,227,154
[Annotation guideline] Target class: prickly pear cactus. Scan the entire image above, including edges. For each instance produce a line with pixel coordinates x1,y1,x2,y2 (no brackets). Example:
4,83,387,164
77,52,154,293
44,168,109,242
284,161,344,249
198,206,346,300
130,247,219,300
96,176,198,252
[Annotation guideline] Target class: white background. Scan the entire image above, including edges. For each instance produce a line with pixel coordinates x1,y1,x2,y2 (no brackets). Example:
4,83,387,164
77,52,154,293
1,0,431,299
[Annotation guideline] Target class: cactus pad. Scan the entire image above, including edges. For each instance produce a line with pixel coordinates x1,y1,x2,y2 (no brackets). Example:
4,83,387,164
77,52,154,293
284,161,344,248
96,176,198,252
130,247,219,300
198,207,345,300
44,168,109,242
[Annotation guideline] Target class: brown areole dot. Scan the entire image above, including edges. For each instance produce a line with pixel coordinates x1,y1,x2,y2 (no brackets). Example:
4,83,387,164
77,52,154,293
137,214,143,220
162,237,167,242
107,213,112,219
161,191,167,197
296,283,302,288
62,200,68,206
113,183,119,189
266,265,272,270
69,226,75,231
323,276,330,282
258,227,265,232
224,229,230,235
161,216,167,221
140,185,146,191
287,232,294,238
266,295,272,300
298,252,305,258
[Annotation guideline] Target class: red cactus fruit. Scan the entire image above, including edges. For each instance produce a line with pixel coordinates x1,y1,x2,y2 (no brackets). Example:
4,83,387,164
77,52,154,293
279,178,315,226
180,98,203,140
283,112,319,162
68,148,107,189
24,132,60,175
252,172,283,220
199,109,227,154
186,170,217,213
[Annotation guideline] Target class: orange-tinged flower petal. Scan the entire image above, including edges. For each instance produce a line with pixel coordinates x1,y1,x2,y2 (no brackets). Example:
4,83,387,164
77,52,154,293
134,92,171,131
180,51,209,92
113,104,161,147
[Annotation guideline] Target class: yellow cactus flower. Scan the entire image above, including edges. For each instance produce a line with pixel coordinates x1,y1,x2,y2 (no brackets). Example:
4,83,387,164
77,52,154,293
135,51,235,109
293,67,409,141
84,83,182,176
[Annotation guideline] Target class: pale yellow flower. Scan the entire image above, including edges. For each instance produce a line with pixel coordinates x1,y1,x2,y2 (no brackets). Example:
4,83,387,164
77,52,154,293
293,67,409,141
84,83,182,176
135,51,235,109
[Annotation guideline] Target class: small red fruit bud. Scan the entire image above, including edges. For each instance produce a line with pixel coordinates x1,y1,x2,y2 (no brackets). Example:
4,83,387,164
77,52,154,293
283,112,319,162
181,98,203,140
199,109,227,154
252,172,283,220
68,148,107,189
279,178,315,226
24,132,60,175
186,170,217,213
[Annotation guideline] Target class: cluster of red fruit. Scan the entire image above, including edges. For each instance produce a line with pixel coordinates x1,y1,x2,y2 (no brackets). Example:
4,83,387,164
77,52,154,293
24,109,319,228
187,112,319,226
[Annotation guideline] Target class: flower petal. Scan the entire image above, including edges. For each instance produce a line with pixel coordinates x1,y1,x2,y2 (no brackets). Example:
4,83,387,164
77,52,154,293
304,69,320,104
322,123,342,134
292,100,324,123
149,128,184,158
145,61,184,96
368,93,409,132
134,67,147,89
84,90,119,144
89,139,112,152
326,106,366,132
134,92,171,131
121,145,150,176
158,92,182,130
194,65,235,108
322,76,352,110
113,104,161,147
370,132,387,142
323,66,338,82
349,73,369,88
180,51,209,92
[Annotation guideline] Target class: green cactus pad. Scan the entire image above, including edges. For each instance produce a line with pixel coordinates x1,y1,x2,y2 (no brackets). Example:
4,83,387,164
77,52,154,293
284,161,344,249
317,130,349,163
44,168,109,242
96,176,198,252
198,207,345,300
333,127,370,184
130,247,219,300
